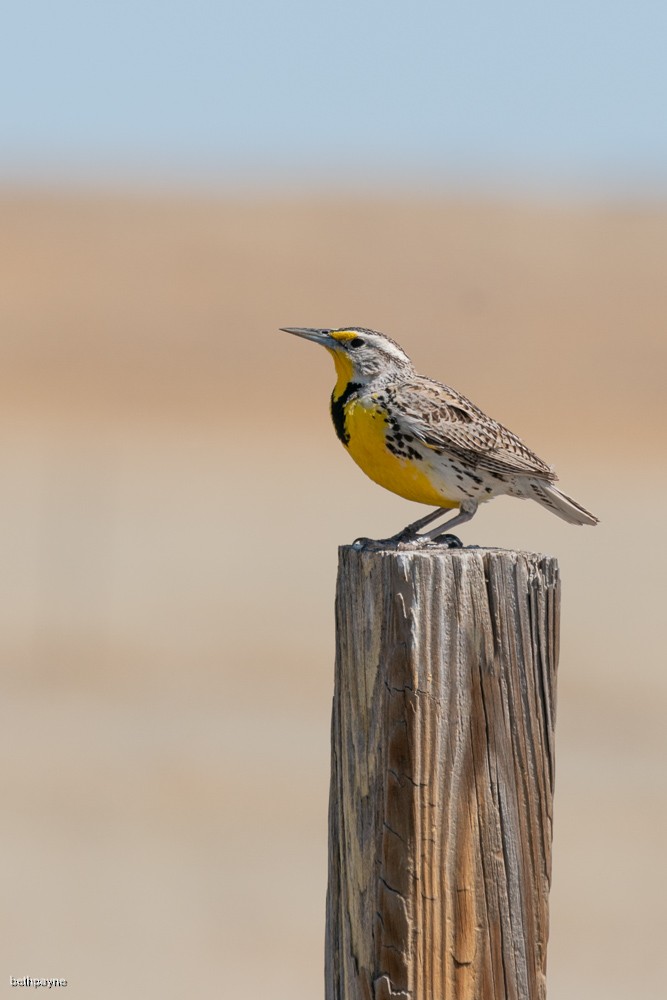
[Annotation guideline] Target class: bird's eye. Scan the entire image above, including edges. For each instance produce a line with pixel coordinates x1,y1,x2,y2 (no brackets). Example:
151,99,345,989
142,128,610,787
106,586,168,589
348,338,364,349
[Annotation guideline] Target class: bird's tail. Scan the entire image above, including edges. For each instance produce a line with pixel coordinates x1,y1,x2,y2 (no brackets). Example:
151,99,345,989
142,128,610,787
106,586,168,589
527,480,599,526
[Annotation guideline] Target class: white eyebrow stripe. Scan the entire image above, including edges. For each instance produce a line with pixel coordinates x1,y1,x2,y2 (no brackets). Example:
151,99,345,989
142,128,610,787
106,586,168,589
365,334,410,363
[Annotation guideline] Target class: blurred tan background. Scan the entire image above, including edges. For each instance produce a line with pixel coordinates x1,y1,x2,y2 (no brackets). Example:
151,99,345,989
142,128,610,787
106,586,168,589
1,191,665,998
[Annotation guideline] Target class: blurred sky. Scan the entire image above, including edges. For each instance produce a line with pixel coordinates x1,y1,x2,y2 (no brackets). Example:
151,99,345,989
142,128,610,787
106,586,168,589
3,0,667,192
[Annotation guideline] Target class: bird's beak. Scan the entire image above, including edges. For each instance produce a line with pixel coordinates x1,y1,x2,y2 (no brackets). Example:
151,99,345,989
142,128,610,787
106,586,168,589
280,327,337,348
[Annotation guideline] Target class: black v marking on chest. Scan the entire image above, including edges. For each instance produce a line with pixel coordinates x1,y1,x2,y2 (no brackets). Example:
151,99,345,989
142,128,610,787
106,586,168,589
330,382,362,447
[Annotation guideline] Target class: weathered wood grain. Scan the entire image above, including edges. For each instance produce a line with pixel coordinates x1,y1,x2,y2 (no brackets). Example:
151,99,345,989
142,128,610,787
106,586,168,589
326,546,560,1000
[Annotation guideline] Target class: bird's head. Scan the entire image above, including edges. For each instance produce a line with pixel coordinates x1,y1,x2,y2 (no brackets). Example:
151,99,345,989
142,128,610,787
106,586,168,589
281,326,413,391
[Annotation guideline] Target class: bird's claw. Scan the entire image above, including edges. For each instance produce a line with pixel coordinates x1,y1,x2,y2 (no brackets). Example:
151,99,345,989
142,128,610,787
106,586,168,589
351,536,373,550
430,532,463,548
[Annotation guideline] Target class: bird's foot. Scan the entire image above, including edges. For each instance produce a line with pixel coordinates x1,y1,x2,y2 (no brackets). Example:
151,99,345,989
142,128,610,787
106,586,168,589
387,526,419,544
351,531,416,551
351,530,464,551
429,532,463,548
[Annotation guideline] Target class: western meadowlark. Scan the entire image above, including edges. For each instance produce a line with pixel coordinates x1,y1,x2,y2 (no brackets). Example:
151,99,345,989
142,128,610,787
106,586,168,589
282,326,598,544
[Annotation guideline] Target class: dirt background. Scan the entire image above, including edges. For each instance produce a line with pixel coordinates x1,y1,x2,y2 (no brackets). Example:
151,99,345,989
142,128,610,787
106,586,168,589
1,192,665,998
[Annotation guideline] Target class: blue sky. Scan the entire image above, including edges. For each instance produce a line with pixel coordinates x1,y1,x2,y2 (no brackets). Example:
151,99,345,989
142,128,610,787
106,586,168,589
3,0,666,191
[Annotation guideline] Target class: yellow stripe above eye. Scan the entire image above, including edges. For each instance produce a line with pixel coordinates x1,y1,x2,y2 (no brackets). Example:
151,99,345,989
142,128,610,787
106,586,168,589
329,330,359,343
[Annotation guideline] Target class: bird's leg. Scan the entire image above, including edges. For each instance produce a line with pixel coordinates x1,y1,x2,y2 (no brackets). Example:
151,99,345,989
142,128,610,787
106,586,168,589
424,499,479,544
355,500,478,550
388,506,449,542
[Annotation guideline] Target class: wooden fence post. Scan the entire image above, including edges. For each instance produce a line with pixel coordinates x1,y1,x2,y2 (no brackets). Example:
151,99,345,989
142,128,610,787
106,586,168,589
326,545,560,1000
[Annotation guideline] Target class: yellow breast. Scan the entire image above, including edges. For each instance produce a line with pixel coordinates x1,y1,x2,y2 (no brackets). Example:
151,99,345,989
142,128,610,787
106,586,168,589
342,397,459,508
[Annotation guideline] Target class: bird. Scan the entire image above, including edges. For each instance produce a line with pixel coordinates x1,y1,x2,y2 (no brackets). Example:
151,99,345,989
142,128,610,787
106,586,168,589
281,326,598,544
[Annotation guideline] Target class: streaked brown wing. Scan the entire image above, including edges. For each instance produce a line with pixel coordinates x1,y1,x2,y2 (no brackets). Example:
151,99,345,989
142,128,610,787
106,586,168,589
386,378,557,481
